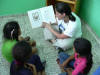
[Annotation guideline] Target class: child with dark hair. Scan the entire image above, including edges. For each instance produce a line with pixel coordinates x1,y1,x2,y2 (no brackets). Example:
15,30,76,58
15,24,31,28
42,2,82,51
10,41,45,75
2,21,37,63
3,21,21,40
57,38,93,75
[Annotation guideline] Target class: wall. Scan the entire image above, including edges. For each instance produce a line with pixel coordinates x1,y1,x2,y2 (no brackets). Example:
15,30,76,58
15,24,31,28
0,0,46,16
79,0,100,38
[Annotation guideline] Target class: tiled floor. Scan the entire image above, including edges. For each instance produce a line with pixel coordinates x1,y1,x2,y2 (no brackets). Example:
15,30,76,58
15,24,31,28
0,14,100,75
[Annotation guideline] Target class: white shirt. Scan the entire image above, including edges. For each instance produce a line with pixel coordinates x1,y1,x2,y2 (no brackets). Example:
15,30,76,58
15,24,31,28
57,12,82,38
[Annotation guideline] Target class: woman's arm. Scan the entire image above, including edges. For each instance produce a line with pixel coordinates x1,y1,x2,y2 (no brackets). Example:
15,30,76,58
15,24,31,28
48,26,70,39
42,22,70,39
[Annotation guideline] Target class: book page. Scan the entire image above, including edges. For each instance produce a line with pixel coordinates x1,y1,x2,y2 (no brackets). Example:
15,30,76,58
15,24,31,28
40,5,56,23
28,9,43,28
28,5,56,28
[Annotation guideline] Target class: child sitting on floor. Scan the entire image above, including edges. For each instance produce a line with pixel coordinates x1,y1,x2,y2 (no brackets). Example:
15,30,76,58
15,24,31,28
10,41,45,75
2,21,37,63
57,38,93,75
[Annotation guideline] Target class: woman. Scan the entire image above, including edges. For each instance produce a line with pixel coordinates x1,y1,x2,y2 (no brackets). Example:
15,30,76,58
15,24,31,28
42,2,82,51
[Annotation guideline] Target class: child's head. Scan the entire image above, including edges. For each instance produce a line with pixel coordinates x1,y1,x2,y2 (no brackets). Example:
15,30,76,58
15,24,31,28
74,38,93,74
55,2,75,21
74,38,92,56
3,21,21,41
12,41,32,63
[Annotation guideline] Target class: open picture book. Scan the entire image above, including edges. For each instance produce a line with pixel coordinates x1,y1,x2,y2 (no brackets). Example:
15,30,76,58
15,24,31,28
28,5,56,28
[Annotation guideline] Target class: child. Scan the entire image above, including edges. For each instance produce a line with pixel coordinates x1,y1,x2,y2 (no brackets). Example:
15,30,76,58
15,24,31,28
57,38,93,75
10,41,45,75
42,2,82,51
2,21,37,63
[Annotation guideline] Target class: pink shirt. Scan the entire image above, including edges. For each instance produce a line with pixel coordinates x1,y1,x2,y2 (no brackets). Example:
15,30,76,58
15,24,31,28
72,53,87,75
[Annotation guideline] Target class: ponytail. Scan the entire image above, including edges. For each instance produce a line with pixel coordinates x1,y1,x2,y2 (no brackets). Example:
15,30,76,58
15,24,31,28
84,53,93,74
69,13,76,21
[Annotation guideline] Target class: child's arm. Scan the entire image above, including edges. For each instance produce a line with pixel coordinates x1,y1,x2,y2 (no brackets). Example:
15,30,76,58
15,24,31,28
62,54,74,67
27,40,36,47
19,36,37,54
24,63,37,75
66,68,73,75
31,64,37,75
32,47,38,54
28,40,37,54
19,36,36,47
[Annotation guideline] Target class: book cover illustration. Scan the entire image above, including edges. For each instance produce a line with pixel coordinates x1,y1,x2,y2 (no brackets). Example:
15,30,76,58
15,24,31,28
28,5,56,28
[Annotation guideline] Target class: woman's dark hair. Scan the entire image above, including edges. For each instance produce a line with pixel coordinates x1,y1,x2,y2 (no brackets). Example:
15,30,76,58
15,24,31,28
55,2,76,21
12,41,32,70
74,38,93,74
3,21,20,41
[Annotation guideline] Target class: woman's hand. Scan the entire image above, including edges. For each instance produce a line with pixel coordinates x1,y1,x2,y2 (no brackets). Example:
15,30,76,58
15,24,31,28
42,22,51,29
